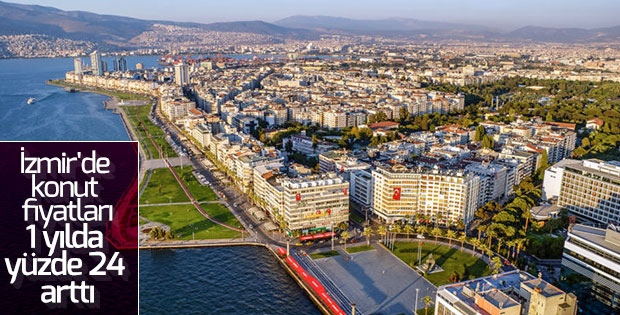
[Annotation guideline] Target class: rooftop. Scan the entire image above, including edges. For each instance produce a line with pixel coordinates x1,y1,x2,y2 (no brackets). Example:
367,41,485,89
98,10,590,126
569,224,620,256
521,278,565,298
438,271,537,315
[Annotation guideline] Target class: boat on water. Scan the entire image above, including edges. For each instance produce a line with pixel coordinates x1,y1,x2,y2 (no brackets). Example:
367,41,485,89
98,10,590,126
63,87,77,93
27,97,36,104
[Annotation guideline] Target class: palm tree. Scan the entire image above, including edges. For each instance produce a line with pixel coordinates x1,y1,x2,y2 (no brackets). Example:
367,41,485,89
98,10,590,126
446,230,457,247
415,213,424,226
362,227,373,246
458,232,467,251
432,227,443,242
506,239,516,259
421,295,434,315
516,237,527,257
497,238,504,254
392,224,402,236
404,224,415,240
377,225,387,244
471,238,480,256
477,225,486,242
456,219,465,231
523,209,534,233
424,214,432,227
435,213,443,228
340,231,351,250
487,227,498,249
491,256,503,274
416,224,428,236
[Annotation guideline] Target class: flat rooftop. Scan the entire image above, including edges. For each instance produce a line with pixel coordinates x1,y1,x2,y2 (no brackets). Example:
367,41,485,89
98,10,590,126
437,270,537,314
569,224,620,255
521,278,565,298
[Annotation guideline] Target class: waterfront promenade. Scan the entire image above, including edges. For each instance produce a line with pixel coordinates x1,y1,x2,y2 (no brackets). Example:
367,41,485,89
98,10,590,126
304,243,436,315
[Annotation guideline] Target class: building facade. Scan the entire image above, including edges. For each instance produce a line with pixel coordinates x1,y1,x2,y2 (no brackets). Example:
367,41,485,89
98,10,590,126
562,224,620,310
556,159,620,224
371,165,480,224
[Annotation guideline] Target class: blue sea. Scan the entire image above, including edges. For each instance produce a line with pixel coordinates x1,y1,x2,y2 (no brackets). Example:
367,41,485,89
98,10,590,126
0,56,158,140
0,56,320,314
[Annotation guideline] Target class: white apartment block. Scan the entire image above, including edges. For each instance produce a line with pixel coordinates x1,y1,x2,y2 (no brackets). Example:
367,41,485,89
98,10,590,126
553,159,620,224
371,165,480,224
253,165,349,234
562,224,620,310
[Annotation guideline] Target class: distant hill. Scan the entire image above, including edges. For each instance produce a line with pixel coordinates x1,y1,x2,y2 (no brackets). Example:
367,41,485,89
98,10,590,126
198,20,319,39
0,1,318,47
274,15,489,34
275,15,620,43
0,1,152,42
505,25,620,42
1,1,620,47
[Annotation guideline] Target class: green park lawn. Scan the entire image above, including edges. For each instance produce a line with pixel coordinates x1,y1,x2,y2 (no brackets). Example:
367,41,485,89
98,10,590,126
122,105,177,159
310,250,340,259
345,245,375,254
174,166,218,202
392,242,493,286
140,166,218,204
140,168,189,204
139,203,242,240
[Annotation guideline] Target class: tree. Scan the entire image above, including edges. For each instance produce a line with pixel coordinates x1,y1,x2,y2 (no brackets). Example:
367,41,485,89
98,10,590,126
491,256,503,274
362,227,373,246
458,232,467,250
368,112,388,124
392,224,402,236
285,140,293,153
482,134,494,149
456,219,465,231
471,238,480,256
312,135,319,150
404,224,415,240
422,295,434,315
446,230,457,247
581,137,590,148
377,225,387,243
432,227,443,242
340,231,351,250
546,112,553,122
398,107,410,122
435,213,443,228
474,125,486,142
416,225,428,236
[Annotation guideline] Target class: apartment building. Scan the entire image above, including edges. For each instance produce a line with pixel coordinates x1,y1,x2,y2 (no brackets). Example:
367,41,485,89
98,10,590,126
562,224,620,310
553,159,620,224
253,165,349,234
371,164,480,224
435,270,577,315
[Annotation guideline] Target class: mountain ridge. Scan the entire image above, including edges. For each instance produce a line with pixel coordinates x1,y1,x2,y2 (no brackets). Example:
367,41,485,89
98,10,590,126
1,1,620,46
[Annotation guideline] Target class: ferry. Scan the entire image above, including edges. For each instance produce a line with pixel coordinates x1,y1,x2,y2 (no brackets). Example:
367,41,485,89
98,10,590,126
27,97,36,104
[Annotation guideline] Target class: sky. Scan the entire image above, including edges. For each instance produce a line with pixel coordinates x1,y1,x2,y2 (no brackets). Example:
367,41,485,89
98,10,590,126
8,0,620,30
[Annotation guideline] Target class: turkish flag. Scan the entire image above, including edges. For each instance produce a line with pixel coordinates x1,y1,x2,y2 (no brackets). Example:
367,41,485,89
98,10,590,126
343,188,348,195
393,187,401,200
327,209,332,215
296,193,301,201
340,166,344,173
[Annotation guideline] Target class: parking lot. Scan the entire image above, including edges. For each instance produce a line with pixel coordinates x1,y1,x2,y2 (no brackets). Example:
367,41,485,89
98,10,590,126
310,243,436,315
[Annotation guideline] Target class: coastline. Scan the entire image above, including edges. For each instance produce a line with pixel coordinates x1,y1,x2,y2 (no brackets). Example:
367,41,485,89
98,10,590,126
46,79,144,142
46,79,332,314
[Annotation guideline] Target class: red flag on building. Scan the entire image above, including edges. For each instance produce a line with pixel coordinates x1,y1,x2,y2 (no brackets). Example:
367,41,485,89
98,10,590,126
393,187,401,200
296,193,301,201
